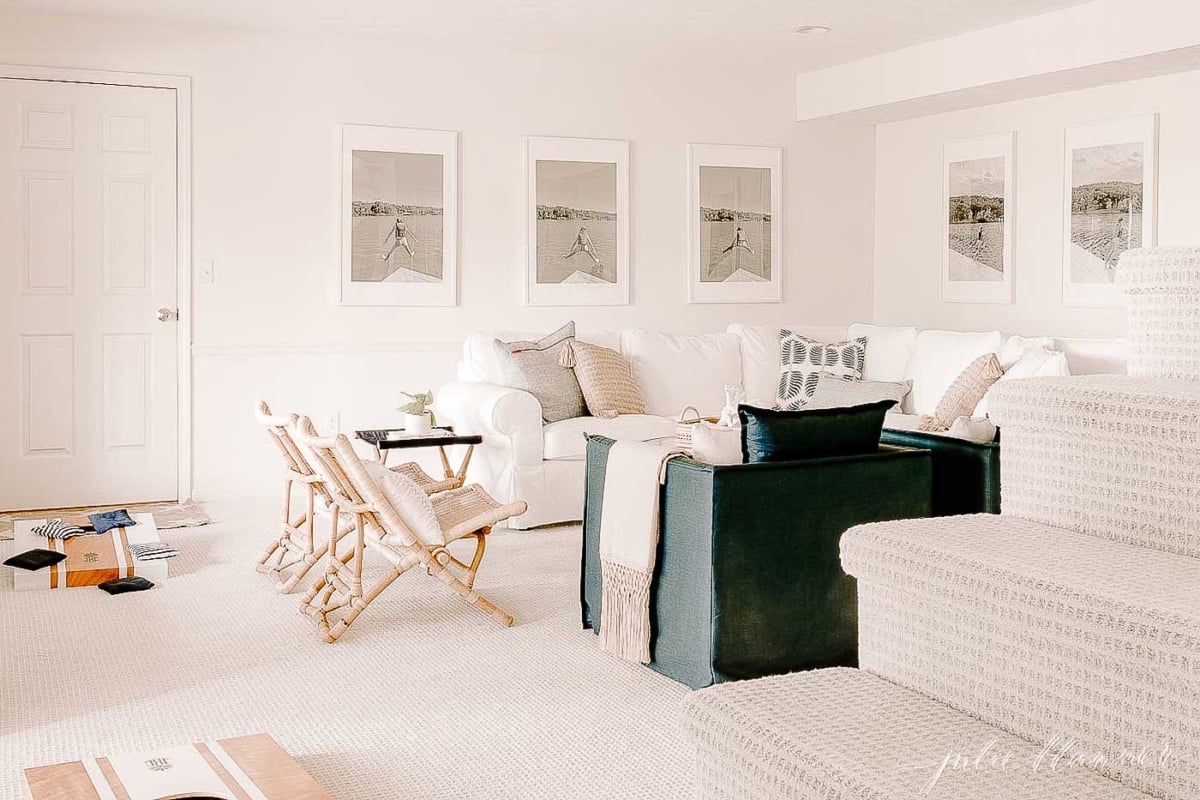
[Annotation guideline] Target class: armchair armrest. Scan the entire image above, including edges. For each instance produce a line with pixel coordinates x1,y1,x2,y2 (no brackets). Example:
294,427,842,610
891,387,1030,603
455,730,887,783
437,381,544,466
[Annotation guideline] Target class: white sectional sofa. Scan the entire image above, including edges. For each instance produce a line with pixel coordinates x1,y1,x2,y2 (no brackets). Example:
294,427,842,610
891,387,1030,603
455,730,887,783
438,323,1127,528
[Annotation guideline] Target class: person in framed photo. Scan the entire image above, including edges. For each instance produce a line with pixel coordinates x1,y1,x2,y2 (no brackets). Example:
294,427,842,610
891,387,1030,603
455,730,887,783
722,225,756,257
381,216,415,263
563,225,603,271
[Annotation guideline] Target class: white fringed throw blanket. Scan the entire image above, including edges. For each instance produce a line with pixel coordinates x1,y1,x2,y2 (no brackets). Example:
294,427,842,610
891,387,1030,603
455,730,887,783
598,440,682,663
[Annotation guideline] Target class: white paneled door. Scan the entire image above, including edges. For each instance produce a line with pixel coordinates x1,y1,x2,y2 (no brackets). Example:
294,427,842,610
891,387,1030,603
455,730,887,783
0,78,178,510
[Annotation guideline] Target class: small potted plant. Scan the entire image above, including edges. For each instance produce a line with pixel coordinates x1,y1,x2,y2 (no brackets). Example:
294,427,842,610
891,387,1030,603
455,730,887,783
398,390,436,435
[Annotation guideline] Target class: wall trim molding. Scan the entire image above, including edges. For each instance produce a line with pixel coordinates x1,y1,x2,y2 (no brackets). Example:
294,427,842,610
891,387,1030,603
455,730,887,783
191,341,461,358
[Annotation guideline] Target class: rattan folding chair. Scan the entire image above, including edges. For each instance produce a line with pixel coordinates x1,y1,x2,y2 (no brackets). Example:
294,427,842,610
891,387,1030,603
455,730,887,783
293,415,527,642
254,401,355,593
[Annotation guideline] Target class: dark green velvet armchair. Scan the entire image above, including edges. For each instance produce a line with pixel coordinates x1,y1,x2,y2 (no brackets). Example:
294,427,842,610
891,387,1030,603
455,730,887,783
880,428,1000,515
581,435,933,689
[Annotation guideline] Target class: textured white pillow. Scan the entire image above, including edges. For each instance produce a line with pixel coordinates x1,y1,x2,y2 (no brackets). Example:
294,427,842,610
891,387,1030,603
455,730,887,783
999,335,1056,369
846,323,918,383
904,330,1003,415
362,460,443,546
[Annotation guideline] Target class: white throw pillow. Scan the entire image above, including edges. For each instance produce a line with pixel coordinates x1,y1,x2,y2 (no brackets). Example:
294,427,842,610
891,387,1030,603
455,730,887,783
999,334,1056,370
904,329,1003,415
776,332,867,410
846,323,918,383
362,460,443,546
805,375,910,410
975,348,1071,417
620,329,742,418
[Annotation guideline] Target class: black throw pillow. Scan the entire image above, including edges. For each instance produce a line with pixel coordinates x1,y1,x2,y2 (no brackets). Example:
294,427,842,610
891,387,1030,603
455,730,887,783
4,548,67,571
98,576,155,594
738,400,894,464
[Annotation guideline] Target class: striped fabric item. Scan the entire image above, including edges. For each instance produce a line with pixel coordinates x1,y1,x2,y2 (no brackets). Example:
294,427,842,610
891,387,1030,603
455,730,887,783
126,542,179,562
32,518,87,540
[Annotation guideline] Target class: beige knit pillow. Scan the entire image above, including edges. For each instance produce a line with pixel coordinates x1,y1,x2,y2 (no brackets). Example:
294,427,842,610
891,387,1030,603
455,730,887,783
918,353,1003,432
564,340,645,418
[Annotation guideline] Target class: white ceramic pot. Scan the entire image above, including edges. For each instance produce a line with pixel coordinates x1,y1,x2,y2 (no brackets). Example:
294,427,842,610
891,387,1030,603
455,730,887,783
404,412,432,435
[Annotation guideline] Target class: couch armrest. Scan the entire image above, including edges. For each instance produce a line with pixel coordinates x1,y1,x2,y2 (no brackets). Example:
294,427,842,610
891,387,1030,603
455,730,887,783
437,381,544,466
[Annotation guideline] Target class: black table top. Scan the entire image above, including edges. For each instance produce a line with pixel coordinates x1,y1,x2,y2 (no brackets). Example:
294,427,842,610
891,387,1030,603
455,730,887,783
355,426,483,449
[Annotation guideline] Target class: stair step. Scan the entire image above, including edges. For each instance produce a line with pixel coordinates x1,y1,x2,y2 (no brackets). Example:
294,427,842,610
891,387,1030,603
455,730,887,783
841,514,1200,799
682,668,1151,799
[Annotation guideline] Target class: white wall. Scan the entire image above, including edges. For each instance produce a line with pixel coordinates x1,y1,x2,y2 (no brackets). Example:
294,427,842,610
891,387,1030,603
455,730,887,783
0,13,876,497
873,68,1200,339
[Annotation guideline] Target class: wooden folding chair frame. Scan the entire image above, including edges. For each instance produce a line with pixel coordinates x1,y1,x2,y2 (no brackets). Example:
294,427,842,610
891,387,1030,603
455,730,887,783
293,416,524,643
254,402,355,593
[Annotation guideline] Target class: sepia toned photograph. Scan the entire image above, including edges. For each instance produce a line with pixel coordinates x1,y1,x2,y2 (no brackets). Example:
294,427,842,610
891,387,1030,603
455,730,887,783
688,143,782,303
946,156,1005,281
339,125,458,306
350,150,444,284
535,159,618,285
1062,115,1156,306
698,165,772,284
524,136,630,306
1068,142,1143,283
941,133,1014,304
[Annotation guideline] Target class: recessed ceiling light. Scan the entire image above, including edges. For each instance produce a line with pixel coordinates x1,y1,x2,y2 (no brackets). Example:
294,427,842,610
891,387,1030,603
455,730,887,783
793,24,832,35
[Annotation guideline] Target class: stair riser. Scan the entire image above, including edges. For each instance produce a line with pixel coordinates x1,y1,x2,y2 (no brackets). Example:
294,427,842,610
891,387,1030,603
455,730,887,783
857,582,1200,800
1000,424,1200,560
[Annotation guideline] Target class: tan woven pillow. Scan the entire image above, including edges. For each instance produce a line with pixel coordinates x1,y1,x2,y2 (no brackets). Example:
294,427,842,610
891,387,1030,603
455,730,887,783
918,353,1003,432
564,340,645,418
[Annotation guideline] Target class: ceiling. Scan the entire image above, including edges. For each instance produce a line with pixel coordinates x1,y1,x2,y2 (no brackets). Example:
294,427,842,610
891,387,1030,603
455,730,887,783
0,0,1097,71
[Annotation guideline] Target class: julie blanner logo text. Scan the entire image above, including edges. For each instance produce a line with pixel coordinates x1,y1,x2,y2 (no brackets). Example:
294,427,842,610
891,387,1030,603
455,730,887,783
900,735,1175,795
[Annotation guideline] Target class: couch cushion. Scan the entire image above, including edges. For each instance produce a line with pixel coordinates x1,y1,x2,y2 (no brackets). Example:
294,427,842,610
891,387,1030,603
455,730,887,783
620,329,741,418
904,329,1003,415
492,323,585,423
846,323,917,383
543,414,675,461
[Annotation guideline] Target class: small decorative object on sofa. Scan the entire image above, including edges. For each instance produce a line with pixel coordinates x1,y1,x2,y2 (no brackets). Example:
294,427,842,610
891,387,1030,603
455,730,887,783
675,406,720,452
776,331,867,410
739,400,893,463
398,389,436,434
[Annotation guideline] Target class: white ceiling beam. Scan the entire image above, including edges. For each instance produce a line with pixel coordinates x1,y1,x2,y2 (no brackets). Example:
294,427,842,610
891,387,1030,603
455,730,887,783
795,0,1200,122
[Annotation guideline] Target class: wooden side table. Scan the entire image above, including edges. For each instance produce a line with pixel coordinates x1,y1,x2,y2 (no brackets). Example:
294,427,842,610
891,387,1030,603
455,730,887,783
354,427,483,492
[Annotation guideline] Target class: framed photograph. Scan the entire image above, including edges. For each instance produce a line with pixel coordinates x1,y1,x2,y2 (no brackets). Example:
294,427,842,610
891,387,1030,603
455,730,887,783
340,125,457,306
688,143,782,304
1062,115,1157,307
942,133,1015,304
524,136,629,306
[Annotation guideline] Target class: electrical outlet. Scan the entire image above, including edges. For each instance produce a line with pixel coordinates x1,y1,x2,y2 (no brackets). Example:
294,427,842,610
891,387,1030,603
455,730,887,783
198,259,215,285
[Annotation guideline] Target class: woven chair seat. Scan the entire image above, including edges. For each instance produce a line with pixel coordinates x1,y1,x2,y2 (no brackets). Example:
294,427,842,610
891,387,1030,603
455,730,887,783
388,461,459,495
431,484,527,543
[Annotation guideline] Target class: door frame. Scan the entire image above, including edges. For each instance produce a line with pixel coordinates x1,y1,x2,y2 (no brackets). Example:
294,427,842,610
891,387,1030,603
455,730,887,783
0,64,193,502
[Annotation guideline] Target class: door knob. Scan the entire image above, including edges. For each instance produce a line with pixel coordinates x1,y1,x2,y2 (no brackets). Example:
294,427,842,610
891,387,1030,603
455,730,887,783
156,307,179,322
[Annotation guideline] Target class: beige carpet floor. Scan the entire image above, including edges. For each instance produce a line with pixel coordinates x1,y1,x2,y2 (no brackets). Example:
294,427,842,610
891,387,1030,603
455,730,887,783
0,498,694,799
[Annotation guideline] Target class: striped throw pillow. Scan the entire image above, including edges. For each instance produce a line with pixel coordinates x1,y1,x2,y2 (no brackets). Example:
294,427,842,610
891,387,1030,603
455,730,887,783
32,518,86,540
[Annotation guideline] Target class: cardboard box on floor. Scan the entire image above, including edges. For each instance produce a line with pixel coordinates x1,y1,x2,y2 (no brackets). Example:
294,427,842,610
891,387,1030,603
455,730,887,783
10,513,168,590
22,733,332,800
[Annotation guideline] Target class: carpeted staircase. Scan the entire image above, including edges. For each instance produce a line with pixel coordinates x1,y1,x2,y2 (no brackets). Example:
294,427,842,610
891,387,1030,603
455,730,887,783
681,246,1200,799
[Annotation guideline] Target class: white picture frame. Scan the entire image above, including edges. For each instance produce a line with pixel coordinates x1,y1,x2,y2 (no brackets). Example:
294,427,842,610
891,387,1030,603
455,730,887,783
340,124,458,306
687,143,783,304
1061,115,1157,307
524,136,630,306
941,133,1015,305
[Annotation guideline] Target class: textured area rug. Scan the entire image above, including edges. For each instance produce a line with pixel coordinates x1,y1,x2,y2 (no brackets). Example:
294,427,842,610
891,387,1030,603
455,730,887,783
0,499,210,539
0,499,692,800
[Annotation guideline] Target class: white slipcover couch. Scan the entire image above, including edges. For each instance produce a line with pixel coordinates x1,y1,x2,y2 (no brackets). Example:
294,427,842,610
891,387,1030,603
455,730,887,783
438,323,1126,529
